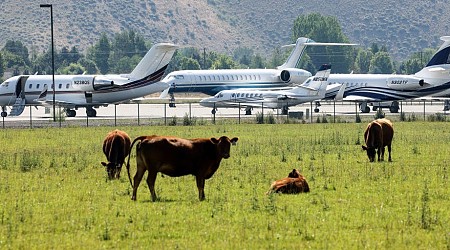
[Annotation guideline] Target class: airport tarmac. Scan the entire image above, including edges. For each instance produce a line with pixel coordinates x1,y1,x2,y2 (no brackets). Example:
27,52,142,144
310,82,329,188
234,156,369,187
1,100,448,128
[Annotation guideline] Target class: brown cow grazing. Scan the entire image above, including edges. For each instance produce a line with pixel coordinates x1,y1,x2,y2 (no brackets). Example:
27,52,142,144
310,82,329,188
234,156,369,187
126,135,238,201
101,129,131,179
267,169,310,194
362,118,394,162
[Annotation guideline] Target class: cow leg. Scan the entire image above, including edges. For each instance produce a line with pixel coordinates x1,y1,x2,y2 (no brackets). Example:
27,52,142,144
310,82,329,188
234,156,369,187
146,171,158,202
377,147,382,161
387,144,392,162
116,164,122,179
132,167,146,201
196,176,206,201
380,147,385,161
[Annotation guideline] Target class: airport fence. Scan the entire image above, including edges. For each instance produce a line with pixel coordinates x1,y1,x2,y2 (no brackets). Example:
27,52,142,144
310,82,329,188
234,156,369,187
0,100,448,129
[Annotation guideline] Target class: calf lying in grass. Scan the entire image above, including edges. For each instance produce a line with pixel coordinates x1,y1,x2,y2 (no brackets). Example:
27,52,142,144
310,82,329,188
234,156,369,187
267,169,310,194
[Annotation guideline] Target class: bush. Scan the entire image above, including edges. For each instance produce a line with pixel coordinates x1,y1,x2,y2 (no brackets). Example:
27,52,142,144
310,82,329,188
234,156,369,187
168,116,177,126
183,113,196,126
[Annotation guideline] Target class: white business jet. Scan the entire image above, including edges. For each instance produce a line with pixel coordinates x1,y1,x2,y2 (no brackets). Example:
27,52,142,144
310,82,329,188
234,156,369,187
0,42,178,117
199,64,332,115
323,36,450,113
160,38,356,107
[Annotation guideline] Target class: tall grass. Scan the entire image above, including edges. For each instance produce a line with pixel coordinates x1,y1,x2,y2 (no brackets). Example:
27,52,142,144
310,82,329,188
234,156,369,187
0,122,449,249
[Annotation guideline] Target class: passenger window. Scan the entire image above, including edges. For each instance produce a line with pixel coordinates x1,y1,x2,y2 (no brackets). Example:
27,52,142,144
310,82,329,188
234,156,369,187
37,84,40,89
66,83,70,89
58,84,62,89
29,84,32,89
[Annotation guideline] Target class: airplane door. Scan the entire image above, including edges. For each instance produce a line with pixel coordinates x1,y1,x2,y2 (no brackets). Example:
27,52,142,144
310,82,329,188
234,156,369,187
16,76,29,98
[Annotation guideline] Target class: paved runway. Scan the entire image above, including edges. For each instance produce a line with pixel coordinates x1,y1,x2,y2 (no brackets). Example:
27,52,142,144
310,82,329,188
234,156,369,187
1,100,448,128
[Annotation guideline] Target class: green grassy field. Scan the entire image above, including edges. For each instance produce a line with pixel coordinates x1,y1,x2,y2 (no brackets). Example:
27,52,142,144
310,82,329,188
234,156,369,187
0,122,449,249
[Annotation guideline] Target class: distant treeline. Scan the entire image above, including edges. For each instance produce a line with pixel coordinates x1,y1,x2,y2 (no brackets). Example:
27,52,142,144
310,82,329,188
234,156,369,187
0,13,435,82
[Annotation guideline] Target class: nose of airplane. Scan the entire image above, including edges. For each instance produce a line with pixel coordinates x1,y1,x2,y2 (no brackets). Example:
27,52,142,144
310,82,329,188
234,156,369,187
199,98,214,107
153,81,170,92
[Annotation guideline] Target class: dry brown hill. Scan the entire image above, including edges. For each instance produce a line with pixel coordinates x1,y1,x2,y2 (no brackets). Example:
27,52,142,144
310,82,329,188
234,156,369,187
1,0,449,60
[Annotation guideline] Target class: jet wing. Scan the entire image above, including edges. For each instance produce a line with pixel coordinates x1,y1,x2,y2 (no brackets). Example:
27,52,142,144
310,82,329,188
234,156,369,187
340,95,379,102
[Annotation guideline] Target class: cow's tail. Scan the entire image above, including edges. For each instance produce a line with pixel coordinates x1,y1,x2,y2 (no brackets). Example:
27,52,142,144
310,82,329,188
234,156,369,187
126,136,148,189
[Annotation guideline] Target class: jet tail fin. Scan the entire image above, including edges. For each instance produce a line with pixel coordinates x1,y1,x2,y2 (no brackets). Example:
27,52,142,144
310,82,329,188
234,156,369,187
424,36,450,67
277,38,357,70
128,43,178,80
294,64,331,97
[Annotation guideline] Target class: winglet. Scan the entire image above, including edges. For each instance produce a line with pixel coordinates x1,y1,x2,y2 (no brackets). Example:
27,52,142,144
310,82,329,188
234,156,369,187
34,85,48,102
334,83,346,101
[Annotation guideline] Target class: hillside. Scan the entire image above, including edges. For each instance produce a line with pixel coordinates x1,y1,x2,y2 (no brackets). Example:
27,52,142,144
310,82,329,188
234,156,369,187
1,0,449,61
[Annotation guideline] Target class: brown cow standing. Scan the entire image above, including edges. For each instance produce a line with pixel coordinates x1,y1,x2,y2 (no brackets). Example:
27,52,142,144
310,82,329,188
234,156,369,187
101,129,131,179
126,135,238,201
362,118,394,162
267,169,310,194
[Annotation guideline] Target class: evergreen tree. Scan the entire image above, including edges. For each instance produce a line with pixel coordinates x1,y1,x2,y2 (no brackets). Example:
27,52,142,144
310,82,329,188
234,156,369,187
88,33,111,74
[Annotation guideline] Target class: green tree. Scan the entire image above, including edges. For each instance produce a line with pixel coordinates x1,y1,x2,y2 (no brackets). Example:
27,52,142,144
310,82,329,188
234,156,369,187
233,47,253,67
58,63,86,75
400,48,435,74
109,30,147,73
268,47,285,68
369,51,394,74
250,54,265,68
2,40,30,67
180,57,201,70
78,58,98,74
354,49,373,73
292,13,354,73
211,54,236,69
87,33,111,74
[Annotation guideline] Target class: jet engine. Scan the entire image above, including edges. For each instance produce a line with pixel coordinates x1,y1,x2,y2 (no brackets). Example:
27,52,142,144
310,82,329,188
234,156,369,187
279,68,311,85
386,76,425,90
72,76,114,91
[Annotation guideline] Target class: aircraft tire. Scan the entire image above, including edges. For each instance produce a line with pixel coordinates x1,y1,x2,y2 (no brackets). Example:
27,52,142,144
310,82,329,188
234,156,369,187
86,109,97,117
66,110,76,117
389,106,399,113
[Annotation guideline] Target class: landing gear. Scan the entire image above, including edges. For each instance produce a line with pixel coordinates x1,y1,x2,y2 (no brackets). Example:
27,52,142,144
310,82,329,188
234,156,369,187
389,101,399,113
281,106,289,115
1,106,7,117
211,108,217,115
86,108,97,117
66,109,76,117
169,93,176,108
245,107,252,115
360,102,370,113
444,100,450,111
314,101,321,113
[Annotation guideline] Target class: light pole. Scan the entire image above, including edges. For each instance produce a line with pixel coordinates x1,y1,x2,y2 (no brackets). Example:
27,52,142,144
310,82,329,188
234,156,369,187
40,4,56,122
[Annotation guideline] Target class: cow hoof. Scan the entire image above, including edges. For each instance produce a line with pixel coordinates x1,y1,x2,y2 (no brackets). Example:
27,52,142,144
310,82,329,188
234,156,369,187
131,196,136,201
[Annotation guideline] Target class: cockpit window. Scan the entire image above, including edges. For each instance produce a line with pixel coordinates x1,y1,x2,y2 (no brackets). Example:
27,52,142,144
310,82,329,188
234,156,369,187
174,75,184,79
1,81,9,87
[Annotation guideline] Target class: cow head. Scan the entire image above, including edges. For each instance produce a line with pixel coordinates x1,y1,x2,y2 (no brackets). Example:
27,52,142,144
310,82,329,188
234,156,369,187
211,136,239,159
362,145,376,162
288,169,301,178
101,161,121,179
